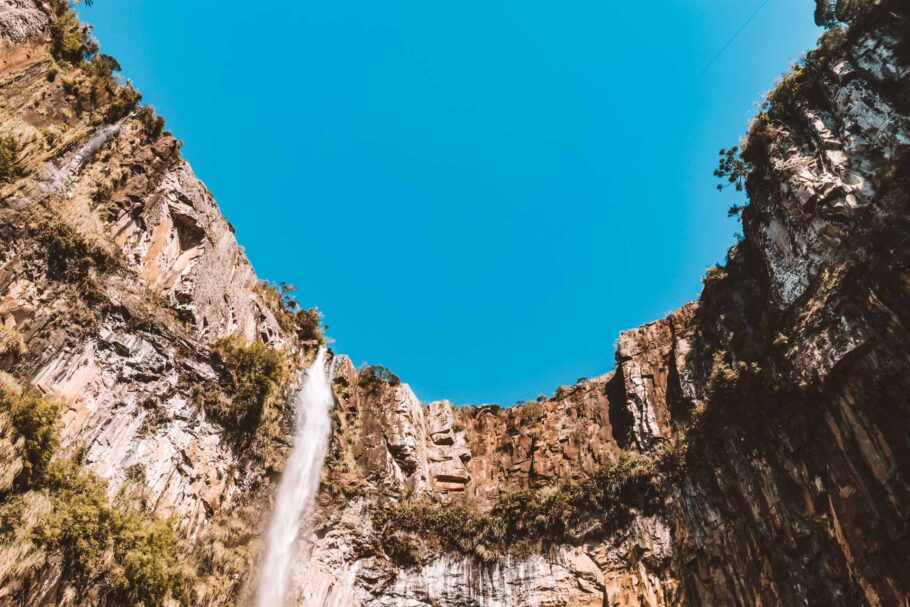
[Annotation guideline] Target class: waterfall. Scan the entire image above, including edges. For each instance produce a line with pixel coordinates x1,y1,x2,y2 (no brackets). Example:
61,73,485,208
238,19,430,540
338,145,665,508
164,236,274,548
42,123,121,195
255,347,334,607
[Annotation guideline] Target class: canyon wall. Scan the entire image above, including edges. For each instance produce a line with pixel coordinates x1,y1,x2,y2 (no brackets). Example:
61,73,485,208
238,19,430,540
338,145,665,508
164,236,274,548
0,1,907,606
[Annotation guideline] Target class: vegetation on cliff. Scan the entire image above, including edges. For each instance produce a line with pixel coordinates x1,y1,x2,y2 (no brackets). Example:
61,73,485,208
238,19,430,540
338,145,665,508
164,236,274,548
199,336,289,436
0,375,191,606
358,364,401,394
34,219,113,283
0,378,59,490
258,281,327,345
0,137,22,184
373,450,670,564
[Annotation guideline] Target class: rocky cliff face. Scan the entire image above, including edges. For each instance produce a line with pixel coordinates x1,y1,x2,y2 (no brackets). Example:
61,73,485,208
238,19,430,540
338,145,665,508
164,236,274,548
295,2,910,605
0,1,908,606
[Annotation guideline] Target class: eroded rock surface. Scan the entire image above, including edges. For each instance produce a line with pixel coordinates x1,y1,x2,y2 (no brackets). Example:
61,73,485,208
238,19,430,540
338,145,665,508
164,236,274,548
0,1,908,606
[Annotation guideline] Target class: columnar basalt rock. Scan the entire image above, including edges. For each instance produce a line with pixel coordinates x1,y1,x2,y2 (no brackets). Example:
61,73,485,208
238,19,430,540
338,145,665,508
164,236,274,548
0,1,908,606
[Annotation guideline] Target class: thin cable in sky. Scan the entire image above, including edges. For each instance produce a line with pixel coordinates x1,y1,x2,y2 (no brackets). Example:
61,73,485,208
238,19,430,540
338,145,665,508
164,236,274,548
697,0,774,78
557,0,775,232
422,0,778,397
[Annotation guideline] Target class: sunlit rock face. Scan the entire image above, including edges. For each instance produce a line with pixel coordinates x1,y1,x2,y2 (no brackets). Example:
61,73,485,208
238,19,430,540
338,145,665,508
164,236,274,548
0,1,909,606
298,3,910,605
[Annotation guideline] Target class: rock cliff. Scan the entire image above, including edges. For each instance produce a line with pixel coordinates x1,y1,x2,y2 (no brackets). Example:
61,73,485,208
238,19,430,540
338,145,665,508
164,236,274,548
0,0,908,606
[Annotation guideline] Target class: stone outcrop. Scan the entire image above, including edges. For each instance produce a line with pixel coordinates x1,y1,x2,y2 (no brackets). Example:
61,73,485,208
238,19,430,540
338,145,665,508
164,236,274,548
295,2,910,605
0,0,908,606
0,3,307,603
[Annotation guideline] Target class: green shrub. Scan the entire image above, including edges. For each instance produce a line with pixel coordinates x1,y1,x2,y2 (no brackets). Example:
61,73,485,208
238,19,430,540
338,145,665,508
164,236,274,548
124,463,146,484
50,4,98,65
206,336,287,433
358,364,401,394
707,350,763,407
136,106,166,141
34,458,189,606
376,451,665,564
258,281,327,344
516,401,543,424
702,265,727,287
105,83,142,122
108,511,189,606
35,221,111,282
293,306,326,343
0,385,59,490
34,459,117,592
0,137,21,184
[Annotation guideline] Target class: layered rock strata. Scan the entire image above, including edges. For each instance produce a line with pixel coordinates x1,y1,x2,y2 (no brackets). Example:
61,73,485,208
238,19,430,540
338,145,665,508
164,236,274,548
0,1,908,606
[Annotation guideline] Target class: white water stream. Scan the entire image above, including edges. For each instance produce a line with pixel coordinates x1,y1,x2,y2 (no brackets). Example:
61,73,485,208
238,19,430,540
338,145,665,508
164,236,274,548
255,347,334,607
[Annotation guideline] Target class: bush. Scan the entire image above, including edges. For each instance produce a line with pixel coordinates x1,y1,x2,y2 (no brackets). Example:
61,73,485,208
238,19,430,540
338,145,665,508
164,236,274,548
35,221,111,282
358,364,401,394
0,384,59,490
124,463,146,484
0,374,188,605
702,265,727,287
258,282,327,344
206,336,287,433
707,350,763,406
50,4,98,65
136,106,165,141
516,401,543,424
104,83,142,122
0,137,21,184
293,306,326,343
34,458,189,606
375,451,665,564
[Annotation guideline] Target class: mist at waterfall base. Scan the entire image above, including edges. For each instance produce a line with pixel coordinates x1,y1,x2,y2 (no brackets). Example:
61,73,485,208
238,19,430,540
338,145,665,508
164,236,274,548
255,347,334,607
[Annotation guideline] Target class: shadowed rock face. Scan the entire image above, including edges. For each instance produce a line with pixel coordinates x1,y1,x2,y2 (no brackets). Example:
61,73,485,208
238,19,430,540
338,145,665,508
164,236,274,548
0,1,908,606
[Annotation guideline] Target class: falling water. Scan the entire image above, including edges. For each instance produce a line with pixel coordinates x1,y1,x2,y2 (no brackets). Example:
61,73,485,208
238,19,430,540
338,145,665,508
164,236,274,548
255,347,334,607
42,123,121,195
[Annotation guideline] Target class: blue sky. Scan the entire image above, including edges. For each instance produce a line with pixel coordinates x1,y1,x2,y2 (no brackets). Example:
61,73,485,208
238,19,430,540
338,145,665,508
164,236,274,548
78,0,820,406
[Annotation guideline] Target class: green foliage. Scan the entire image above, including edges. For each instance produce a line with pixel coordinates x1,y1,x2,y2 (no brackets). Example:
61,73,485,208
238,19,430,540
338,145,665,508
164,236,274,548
104,83,142,123
191,497,266,604
814,0,870,27
34,459,189,606
0,374,188,605
35,221,111,282
34,459,117,591
714,146,750,193
50,3,98,65
260,281,327,344
124,463,146,484
205,336,287,433
51,7,144,124
516,401,543,424
0,385,59,490
707,350,763,409
358,364,401,394
136,105,166,141
88,53,121,80
0,136,21,184
739,23,852,171
702,265,727,287
376,452,665,565
293,306,326,343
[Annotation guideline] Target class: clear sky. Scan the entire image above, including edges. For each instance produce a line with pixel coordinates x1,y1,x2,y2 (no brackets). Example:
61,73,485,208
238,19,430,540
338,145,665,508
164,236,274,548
77,0,820,406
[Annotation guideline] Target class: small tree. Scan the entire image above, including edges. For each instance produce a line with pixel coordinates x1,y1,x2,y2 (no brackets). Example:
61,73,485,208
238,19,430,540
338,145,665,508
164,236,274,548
714,146,749,193
0,137,20,183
